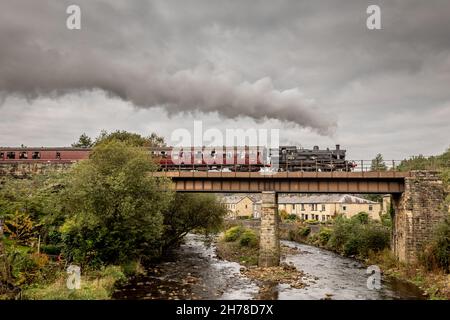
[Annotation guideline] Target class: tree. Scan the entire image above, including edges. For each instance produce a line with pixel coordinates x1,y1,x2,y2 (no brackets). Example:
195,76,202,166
371,153,387,171
60,140,173,265
71,133,93,148
161,193,226,252
94,130,166,147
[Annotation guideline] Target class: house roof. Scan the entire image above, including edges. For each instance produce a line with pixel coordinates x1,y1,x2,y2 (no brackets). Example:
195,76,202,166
221,195,254,204
278,194,378,204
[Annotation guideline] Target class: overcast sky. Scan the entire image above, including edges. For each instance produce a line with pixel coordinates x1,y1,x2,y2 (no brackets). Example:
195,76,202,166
0,0,449,159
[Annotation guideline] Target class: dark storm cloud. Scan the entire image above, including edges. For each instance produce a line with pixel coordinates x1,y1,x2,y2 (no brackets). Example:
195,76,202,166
0,0,336,135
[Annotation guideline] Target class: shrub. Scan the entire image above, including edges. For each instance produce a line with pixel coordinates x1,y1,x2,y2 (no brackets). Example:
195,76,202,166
328,215,390,258
239,230,258,247
298,226,311,237
420,216,450,273
317,228,332,246
286,214,298,221
224,226,243,242
305,219,319,225
279,210,289,220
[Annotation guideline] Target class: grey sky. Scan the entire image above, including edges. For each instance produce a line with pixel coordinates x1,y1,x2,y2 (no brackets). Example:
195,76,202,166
0,0,449,159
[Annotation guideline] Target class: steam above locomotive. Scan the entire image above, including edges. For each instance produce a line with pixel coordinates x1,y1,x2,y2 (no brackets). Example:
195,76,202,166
0,144,354,172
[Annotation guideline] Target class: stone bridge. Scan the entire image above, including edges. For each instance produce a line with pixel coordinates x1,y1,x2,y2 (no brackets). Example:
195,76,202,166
0,163,447,267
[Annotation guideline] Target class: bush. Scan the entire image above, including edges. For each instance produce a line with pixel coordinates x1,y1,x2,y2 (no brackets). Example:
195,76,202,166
305,219,319,225
239,230,258,247
298,226,311,237
317,228,332,246
327,215,390,258
279,210,289,220
420,216,450,273
224,226,243,242
286,214,298,221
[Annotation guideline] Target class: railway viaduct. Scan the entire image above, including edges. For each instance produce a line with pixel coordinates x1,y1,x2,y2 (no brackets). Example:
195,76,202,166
153,170,448,266
1,163,447,267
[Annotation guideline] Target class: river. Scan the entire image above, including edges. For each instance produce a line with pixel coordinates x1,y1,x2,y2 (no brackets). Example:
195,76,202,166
113,234,425,300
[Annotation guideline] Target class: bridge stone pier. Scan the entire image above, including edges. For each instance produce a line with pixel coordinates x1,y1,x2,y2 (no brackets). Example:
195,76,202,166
392,171,447,263
258,191,280,267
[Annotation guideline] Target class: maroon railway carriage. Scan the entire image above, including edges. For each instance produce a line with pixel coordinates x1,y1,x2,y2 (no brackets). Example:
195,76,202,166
149,146,267,172
0,147,90,163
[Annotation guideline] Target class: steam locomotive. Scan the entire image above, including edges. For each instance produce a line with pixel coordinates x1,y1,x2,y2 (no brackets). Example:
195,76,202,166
0,144,354,172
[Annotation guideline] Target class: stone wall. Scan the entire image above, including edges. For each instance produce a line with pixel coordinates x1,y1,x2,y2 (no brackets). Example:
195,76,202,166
258,191,280,267
392,171,447,263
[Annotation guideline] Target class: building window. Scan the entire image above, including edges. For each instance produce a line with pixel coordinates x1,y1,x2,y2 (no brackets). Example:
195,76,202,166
301,204,305,211
245,204,248,209
342,206,347,211
304,214,308,220
369,205,373,211
321,204,325,212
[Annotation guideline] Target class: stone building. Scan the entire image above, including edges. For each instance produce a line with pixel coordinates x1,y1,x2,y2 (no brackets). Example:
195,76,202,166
278,194,381,221
221,195,255,219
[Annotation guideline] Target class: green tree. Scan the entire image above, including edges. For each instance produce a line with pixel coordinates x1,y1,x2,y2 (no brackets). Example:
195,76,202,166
161,193,226,252
371,153,387,171
71,133,93,148
95,130,166,147
60,140,173,265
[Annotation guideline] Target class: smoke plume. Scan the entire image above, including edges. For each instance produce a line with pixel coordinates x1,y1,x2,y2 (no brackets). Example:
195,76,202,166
0,0,336,135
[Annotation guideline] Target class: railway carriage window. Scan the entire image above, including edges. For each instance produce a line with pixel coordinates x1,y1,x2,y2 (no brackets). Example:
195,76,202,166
195,151,202,159
7,152,15,159
19,152,28,159
32,152,41,159
0,152,4,159
56,152,61,160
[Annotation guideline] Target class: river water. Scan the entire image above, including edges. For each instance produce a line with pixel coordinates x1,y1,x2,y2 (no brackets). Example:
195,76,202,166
113,234,425,300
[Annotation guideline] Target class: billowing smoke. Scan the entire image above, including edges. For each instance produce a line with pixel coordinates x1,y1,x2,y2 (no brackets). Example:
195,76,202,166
0,0,336,135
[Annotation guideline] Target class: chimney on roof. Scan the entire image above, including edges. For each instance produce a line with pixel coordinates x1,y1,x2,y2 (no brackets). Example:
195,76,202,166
336,144,340,150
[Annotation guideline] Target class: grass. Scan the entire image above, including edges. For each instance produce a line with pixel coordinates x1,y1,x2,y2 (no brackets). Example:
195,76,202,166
22,265,126,300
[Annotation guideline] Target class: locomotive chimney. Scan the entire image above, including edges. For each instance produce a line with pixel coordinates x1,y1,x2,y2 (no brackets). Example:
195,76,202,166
335,144,340,150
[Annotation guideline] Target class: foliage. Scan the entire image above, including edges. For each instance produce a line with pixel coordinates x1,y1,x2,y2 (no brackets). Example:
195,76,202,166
304,219,319,225
59,140,173,266
279,210,288,220
22,265,126,300
327,215,390,258
224,226,243,242
298,226,311,237
3,211,40,246
71,133,93,148
285,214,298,221
352,212,369,224
94,130,166,147
161,193,226,251
239,229,258,247
397,147,450,172
308,227,332,247
371,153,387,171
419,216,450,273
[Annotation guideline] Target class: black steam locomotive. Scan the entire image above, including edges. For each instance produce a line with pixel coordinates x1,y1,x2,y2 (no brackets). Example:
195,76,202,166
271,144,354,172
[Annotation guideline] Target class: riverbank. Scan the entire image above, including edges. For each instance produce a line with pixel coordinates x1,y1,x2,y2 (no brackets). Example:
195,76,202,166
283,224,449,300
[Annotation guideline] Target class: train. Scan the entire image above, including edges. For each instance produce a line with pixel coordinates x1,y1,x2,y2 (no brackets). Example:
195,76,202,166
0,145,355,172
